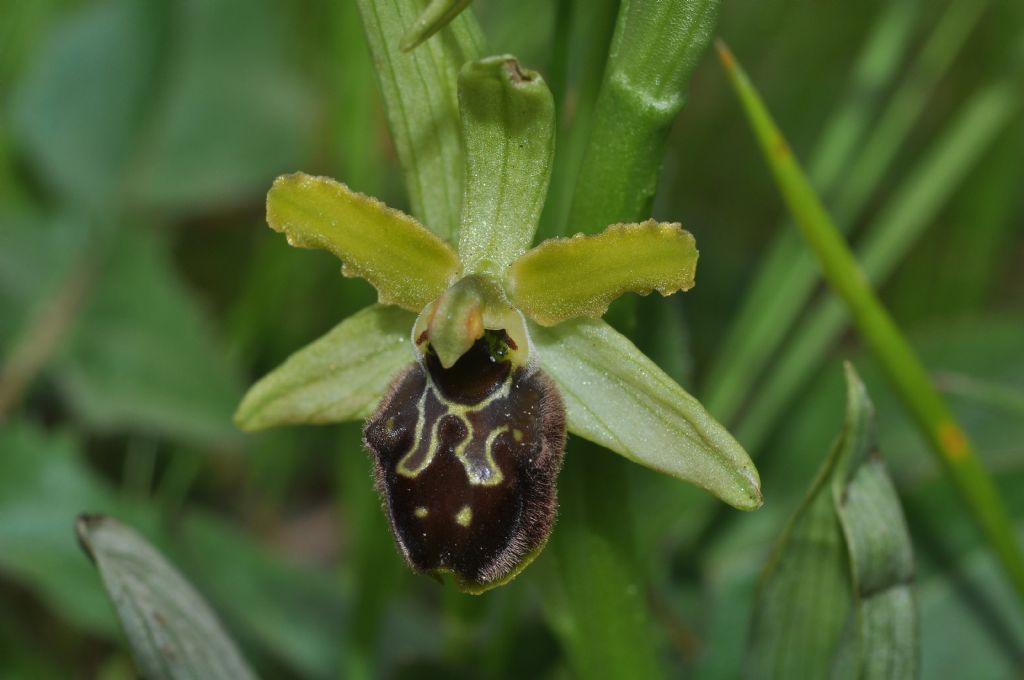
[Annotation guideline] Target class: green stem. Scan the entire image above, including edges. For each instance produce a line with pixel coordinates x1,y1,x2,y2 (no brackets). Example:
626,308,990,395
552,1,722,674
539,0,620,240
336,423,401,680
718,40,1024,609
566,0,719,233
554,445,663,679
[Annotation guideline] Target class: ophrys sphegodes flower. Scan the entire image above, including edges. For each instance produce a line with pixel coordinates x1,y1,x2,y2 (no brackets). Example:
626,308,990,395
236,56,761,593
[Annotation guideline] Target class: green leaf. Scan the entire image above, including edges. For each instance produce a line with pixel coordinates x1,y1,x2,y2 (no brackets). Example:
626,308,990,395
530,317,761,510
0,421,349,677
56,228,242,447
266,173,460,312
235,304,415,430
77,515,258,680
355,0,484,239
400,0,474,52
456,56,555,275
0,209,87,349
0,422,121,636
10,0,313,212
745,363,916,679
130,0,315,209
177,514,350,678
566,0,720,233
508,220,697,326
10,0,158,207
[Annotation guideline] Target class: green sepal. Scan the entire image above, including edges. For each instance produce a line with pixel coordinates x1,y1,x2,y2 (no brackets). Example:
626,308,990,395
234,305,416,430
746,363,916,678
76,515,258,680
457,56,555,275
530,317,761,510
266,173,460,312
508,220,698,326
400,0,474,52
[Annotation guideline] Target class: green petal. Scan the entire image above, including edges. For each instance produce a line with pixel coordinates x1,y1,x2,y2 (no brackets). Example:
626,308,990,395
508,220,698,326
76,515,257,680
746,363,916,678
457,56,555,275
530,318,761,510
235,305,415,431
400,0,474,52
267,173,460,311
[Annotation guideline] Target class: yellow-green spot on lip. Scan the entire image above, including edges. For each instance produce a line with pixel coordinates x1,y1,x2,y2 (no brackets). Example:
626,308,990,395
455,505,473,527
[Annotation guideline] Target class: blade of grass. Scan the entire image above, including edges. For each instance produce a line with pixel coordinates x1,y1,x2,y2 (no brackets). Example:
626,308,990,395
833,0,991,226
702,0,922,422
704,0,990,427
934,372,1024,418
717,40,1024,610
737,71,1022,450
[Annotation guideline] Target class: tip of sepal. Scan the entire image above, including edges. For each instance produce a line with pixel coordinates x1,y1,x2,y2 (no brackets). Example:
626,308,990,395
231,399,264,433
732,464,764,511
74,513,109,563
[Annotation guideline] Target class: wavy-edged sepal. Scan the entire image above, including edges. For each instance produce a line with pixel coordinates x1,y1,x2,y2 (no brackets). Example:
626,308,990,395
363,340,565,592
530,317,762,510
235,305,415,430
509,220,698,326
266,173,460,311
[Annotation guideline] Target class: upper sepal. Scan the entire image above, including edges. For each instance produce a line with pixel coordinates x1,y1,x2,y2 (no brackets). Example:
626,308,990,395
457,56,555,275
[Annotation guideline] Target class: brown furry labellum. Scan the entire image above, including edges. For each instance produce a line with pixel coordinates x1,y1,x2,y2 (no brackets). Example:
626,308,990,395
363,334,565,593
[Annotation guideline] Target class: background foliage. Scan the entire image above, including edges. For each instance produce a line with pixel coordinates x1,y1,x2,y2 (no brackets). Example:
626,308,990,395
1,0,1022,677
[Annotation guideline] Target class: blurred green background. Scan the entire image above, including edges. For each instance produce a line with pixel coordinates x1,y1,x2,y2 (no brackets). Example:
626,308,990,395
1,0,1022,677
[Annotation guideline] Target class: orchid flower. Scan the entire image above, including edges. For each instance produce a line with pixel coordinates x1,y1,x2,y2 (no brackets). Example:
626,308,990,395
235,56,760,593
